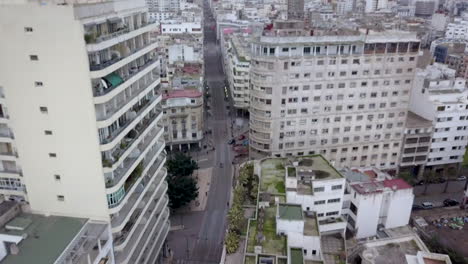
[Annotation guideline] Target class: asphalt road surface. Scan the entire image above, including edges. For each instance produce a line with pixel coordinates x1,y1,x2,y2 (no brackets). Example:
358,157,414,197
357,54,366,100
165,1,234,263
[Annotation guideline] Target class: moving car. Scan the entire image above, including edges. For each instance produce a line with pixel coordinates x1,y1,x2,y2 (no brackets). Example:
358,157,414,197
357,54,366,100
412,204,424,211
443,199,459,207
421,202,434,209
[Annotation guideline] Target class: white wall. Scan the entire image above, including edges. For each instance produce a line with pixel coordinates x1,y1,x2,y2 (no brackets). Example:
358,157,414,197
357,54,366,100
384,189,414,229
0,3,110,221
277,218,303,234
287,233,321,260
350,190,383,239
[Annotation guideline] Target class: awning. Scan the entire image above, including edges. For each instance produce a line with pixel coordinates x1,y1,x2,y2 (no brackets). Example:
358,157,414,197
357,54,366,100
103,73,124,88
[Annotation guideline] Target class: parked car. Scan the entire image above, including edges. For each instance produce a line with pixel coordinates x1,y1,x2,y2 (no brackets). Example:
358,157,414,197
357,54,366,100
457,176,467,181
421,202,434,209
227,139,235,145
412,204,424,211
443,199,460,207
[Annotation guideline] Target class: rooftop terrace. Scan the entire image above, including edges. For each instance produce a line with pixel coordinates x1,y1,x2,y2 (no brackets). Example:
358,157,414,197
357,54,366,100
0,214,87,264
278,204,303,221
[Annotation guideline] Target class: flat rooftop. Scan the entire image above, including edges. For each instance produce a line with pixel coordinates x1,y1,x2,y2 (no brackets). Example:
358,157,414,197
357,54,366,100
0,214,87,264
406,111,433,129
304,213,319,236
351,179,412,195
278,204,303,221
290,248,304,264
295,155,343,181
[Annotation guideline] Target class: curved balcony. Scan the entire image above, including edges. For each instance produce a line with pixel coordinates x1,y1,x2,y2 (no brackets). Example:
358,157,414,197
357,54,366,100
114,195,169,261
86,22,158,53
95,78,160,123
144,222,170,264
90,42,158,79
102,112,162,170
250,89,273,99
93,58,158,100
113,185,168,252
249,131,272,145
249,121,271,133
99,95,161,149
250,102,272,112
109,157,166,228
133,213,170,264
105,131,164,193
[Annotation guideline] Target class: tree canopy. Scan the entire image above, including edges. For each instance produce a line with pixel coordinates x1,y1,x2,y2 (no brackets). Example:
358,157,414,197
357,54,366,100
166,153,199,210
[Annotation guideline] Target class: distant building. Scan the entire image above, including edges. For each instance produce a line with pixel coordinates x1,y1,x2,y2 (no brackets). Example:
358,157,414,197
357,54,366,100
287,0,305,19
446,17,468,40
414,0,437,17
365,0,388,13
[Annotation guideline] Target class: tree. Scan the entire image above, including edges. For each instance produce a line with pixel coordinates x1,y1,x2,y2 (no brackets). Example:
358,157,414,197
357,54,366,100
398,171,414,185
167,175,199,209
166,153,199,210
423,170,436,195
166,153,199,177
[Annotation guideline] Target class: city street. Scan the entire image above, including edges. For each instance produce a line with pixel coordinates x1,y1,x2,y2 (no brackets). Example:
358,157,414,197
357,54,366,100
165,0,234,263
413,180,467,207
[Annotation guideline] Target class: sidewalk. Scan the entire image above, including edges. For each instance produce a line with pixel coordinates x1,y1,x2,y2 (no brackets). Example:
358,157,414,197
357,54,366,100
180,167,213,212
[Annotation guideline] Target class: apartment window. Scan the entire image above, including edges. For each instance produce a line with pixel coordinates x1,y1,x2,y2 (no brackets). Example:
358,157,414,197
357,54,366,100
314,84,322,90
313,187,325,192
328,198,340,203
332,185,342,190
49,153,57,158
39,106,48,113
54,175,61,181
314,200,326,205
44,130,53,135
30,55,39,61
24,27,33,32
35,81,43,87
326,211,339,216
317,213,324,217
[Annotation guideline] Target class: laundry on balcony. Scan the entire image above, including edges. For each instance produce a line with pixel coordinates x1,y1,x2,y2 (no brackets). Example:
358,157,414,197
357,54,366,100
102,72,124,90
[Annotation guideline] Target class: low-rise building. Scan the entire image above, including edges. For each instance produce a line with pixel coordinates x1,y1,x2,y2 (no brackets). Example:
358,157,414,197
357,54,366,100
162,89,203,150
346,178,414,239
161,22,202,34
244,156,347,264
0,201,115,264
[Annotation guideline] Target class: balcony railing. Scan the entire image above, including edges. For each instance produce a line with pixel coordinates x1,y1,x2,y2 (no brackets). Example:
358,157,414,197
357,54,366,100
90,43,151,72
93,58,158,97
100,96,159,145
96,81,159,122
115,200,168,262
105,128,163,188
85,21,155,45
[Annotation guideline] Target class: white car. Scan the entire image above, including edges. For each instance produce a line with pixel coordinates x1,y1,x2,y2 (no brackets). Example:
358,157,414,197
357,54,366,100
421,202,434,209
457,176,467,181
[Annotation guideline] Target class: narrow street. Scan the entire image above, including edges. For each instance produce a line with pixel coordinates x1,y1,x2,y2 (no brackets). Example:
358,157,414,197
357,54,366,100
165,0,234,263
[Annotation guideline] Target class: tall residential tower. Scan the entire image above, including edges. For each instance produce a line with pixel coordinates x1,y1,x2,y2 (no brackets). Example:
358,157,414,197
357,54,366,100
0,0,169,263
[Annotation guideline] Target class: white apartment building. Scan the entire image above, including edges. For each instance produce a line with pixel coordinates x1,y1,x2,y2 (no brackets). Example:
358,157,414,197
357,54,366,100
146,0,180,22
365,0,388,12
446,17,468,40
410,63,468,170
224,33,251,111
345,178,414,239
161,22,202,34
0,0,169,263
249,26,420,170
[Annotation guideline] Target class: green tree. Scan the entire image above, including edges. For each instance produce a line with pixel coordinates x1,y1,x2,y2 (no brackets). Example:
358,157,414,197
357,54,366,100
166,153,199,210
398,171,414,185
167,175,199,209
423,170,436,195
166,153,199,177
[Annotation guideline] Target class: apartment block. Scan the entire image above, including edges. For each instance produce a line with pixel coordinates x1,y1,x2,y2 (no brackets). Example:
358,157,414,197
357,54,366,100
446,17,468,40
345,178,414,239
399,112,433,177
249,23,420,170
223,33,251,111
0,0,169,263
410,63,468,170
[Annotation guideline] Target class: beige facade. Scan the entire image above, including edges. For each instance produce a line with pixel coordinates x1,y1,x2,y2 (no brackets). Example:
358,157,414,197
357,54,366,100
0,0,169,263
249,31,420,170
